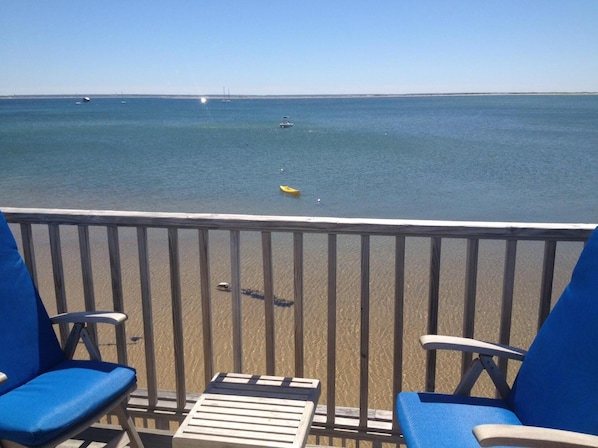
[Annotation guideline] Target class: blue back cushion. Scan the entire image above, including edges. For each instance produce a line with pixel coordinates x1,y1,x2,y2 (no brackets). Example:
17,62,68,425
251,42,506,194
510,227,598,435
0,213,65,394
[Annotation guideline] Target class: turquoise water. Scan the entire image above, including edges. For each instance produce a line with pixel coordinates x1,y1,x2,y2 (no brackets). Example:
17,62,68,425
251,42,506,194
1,95,597,223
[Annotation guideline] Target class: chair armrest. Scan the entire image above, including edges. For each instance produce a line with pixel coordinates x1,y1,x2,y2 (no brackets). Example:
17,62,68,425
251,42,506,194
420,335,527,361
0,372,7,385
51,312,128,361
473,424,598,447
51,311,127,326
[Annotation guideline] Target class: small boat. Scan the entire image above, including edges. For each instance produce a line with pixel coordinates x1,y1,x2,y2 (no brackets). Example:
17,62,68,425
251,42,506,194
279,116,293,128
280,185,300,196
216,282,230,291
83,97,91,102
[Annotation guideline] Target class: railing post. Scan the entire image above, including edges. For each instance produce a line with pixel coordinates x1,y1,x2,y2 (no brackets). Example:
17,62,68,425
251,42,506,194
425,237,442,392
392,235,406,433
230,230,243,373
326,233,337,428
262,231,276,375
538,240,557,329
293,232,304,377
168,227,186,409
107,225,128,365
78,225,98,344
19,223,37,286
49,223,69,346
359,234,370,426
461,238,479,377
498,239,517,377
198,228,214,386
137,226,158,408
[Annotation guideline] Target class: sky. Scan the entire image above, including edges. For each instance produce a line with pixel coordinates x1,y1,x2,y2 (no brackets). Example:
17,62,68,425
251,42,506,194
1,1,597,96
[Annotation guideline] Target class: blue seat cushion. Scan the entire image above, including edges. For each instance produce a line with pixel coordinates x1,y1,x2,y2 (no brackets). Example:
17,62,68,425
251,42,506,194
397,392,522,448
0,359,136,446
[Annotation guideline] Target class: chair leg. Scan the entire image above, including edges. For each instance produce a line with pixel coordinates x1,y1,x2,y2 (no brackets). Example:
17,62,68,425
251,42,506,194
113,400,144,448
479,355,511,400
454,357,484,396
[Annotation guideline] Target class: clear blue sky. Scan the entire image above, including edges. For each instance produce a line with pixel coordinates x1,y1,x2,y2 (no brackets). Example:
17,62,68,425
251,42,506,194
1,1,597,96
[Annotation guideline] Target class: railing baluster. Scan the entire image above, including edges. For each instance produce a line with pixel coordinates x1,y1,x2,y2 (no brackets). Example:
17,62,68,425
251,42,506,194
78,225,98,344
425,236,442,392
498,239,517,376
392,235,406,432
359,234,370,426
262,231,276,375
49,223,69,345
294,232,304,377
230,230,243,372
461,238,479,376
137,226,158,408
107,225,127,365
19,223,37,285
198,229,214,386
538,240,557,329
326,233,337,427
168,227,186,409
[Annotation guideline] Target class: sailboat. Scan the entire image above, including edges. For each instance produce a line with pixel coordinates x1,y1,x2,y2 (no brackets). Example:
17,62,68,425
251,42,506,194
221,87,231,103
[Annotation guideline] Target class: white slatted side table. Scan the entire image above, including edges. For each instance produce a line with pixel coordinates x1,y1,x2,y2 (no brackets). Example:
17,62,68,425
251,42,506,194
173,372,321,448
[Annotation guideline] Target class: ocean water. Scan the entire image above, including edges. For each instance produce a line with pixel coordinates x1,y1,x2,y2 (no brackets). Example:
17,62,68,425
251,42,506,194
2,96,594,406
1,95,597,223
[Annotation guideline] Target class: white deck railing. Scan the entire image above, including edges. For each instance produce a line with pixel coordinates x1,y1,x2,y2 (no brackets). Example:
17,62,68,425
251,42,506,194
2,207,595,447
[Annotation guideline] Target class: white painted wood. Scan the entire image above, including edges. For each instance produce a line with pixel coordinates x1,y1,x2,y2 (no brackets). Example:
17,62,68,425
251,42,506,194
2,207,594,240
173,372,321,448
473,424,598,447
420,335,527,361
51,311,127,325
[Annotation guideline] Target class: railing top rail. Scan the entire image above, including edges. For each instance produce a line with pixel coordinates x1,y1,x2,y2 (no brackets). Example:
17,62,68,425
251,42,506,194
2,207,596,241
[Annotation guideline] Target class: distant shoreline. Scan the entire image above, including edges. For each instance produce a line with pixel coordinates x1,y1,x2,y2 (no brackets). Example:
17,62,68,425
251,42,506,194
2,91,597,101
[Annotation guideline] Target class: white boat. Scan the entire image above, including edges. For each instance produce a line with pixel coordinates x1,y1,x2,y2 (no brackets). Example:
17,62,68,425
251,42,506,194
83,97,91,103
279,116,293,128
221,87,231,103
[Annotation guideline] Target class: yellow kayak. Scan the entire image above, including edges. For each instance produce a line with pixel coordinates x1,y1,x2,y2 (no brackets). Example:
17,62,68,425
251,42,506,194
280,185,300,196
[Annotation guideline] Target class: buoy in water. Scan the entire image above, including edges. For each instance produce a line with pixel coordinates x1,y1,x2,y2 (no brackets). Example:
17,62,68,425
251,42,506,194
217,282,230,291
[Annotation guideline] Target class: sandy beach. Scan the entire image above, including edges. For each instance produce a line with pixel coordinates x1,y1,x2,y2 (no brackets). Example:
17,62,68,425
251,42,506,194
21,223,583,412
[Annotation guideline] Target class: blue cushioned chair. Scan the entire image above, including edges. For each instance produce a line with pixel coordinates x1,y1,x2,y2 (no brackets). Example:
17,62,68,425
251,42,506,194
397,227,598,447
0,213,143,448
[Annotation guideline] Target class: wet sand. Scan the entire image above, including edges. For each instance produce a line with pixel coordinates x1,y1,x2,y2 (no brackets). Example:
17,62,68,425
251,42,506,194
22,224,582,412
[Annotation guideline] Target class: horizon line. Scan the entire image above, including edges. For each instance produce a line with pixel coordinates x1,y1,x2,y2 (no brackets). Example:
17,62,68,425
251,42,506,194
2,91,598,100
